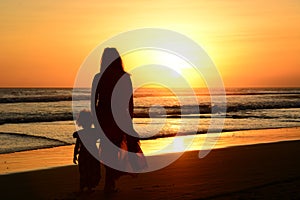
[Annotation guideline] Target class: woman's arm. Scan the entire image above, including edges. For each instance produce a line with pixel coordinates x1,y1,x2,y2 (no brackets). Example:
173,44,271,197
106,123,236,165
128,77,134,119
125,74,139,140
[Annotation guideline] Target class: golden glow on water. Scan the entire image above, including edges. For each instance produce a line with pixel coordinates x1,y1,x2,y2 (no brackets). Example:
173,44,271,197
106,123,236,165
141,128,300,156
172,137,186,152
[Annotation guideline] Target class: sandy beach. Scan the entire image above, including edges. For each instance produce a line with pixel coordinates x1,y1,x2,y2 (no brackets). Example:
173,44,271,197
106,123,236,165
1,128,300,199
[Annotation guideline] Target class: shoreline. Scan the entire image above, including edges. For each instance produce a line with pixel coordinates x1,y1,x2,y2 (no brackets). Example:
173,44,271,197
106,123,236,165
0,127,300,175
1,140,300,199
1,125,300,154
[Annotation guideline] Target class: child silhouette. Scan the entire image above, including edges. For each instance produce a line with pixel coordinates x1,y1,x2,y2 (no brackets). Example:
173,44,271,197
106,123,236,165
73,110,101,193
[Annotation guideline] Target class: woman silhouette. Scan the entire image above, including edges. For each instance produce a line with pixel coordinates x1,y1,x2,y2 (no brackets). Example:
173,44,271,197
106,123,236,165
91,48,146,193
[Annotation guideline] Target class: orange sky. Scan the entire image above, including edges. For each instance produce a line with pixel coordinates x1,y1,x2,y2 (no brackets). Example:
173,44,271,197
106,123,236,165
0,0,299,88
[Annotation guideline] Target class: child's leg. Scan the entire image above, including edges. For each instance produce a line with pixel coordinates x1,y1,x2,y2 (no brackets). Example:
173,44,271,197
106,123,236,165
104,166,116,193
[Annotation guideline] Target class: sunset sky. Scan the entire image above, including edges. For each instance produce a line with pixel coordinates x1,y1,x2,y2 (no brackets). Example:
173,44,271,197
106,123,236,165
1,0,299,88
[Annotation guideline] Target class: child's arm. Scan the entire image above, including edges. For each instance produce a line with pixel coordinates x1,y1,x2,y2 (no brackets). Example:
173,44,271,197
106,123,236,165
91,73,100,125
73,138,80,164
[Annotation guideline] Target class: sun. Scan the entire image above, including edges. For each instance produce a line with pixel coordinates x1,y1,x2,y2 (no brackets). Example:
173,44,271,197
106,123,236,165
122,49,205,88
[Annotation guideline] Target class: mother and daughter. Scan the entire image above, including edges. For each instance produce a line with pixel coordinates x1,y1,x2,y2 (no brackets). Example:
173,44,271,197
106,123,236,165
73,48,147,194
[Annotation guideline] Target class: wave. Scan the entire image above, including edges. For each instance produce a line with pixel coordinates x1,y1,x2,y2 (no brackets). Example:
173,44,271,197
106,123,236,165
1,87,300,104
0,88,92,103
0,132,72,154
133,92,300,98
0,95,90,103
1,102,300,125
0,114,74,125
139,125,300,140
135,102,300,117
0,132,71,144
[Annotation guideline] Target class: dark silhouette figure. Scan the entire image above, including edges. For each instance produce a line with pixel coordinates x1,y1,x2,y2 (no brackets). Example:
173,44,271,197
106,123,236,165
91,47,147,194
73,110,101,193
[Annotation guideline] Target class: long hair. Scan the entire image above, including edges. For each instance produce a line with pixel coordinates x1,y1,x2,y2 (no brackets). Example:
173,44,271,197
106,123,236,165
100,48,125,73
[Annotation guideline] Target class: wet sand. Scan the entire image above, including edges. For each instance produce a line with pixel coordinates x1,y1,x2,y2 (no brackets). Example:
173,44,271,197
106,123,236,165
1,139,300,199
1,127,300,175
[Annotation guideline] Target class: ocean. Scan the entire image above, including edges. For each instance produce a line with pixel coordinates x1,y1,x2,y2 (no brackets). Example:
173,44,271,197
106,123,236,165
0,87,300,154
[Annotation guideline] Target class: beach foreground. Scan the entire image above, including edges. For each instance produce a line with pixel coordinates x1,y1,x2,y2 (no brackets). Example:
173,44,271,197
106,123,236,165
1,140,300,200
